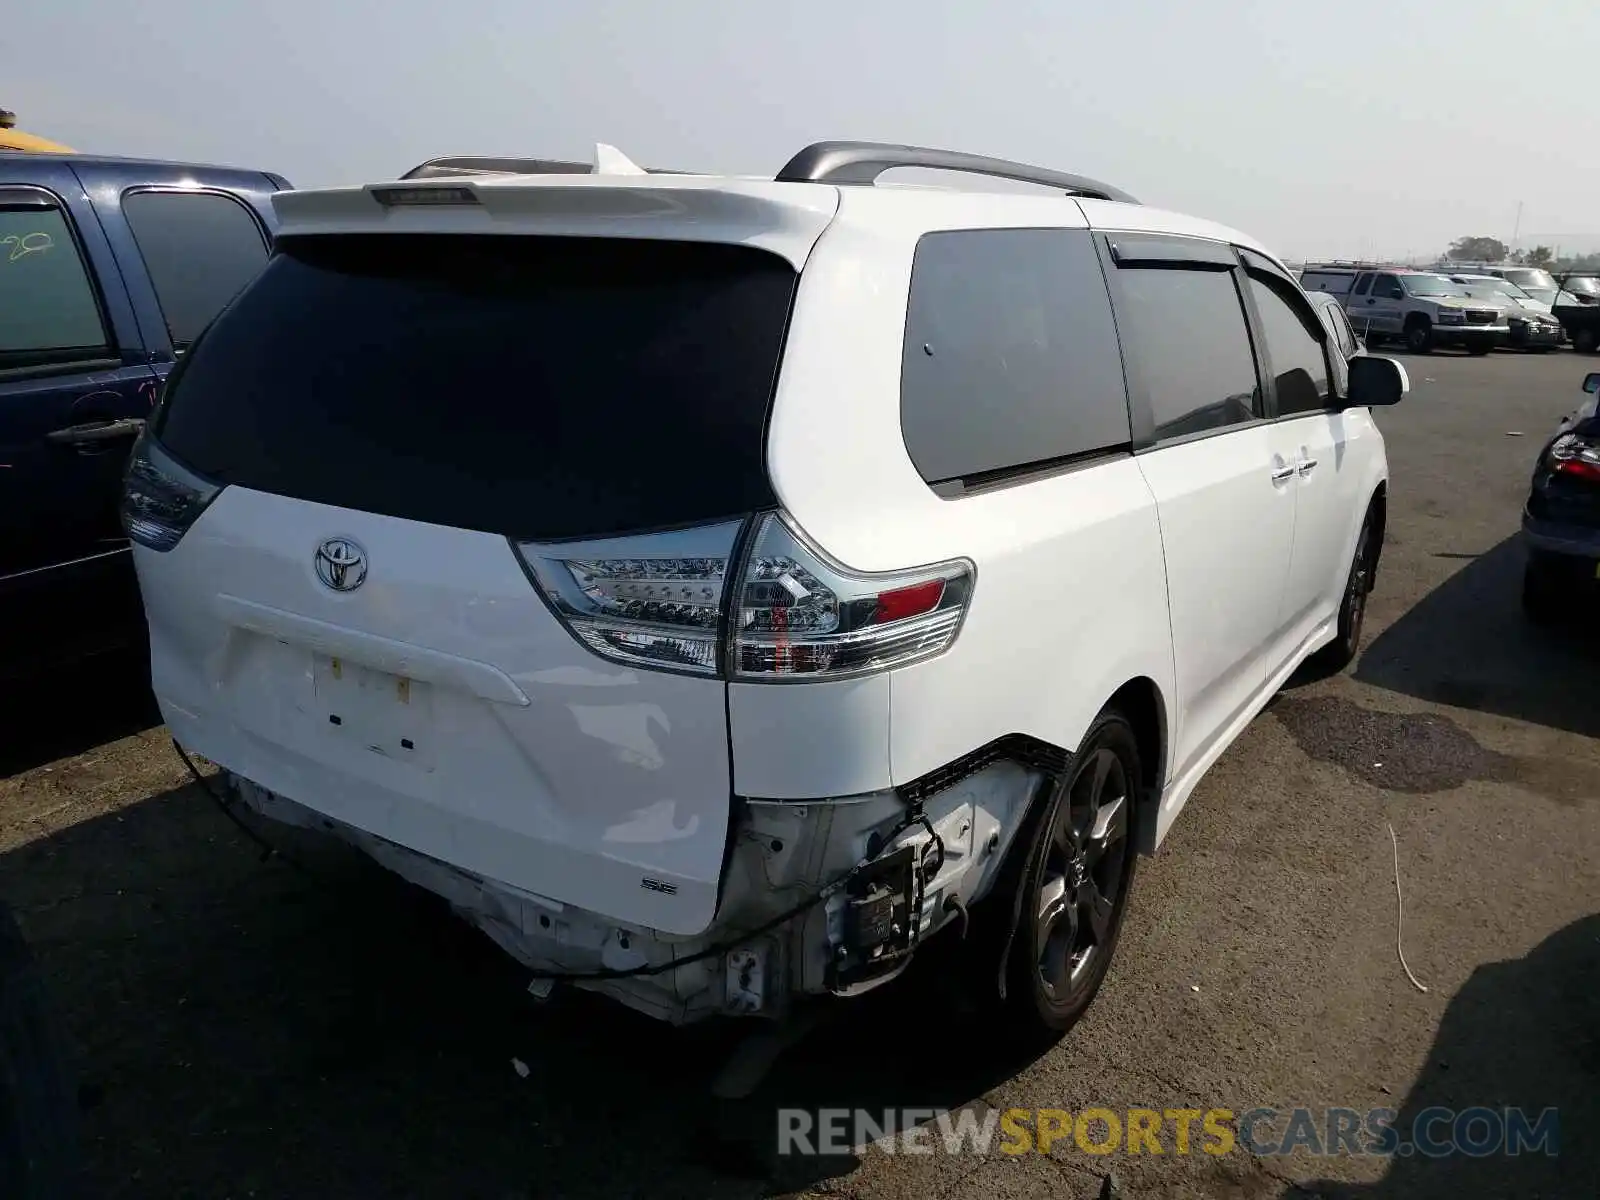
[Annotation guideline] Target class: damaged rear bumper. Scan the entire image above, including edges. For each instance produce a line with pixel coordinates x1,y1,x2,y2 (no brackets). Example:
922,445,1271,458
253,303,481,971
230,757,1043,1025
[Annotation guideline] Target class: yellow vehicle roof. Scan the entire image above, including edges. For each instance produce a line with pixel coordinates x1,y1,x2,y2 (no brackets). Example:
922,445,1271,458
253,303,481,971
0,128,76,153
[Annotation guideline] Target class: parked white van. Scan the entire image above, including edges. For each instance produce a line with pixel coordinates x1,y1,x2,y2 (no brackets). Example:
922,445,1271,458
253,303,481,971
124,142,1407,1040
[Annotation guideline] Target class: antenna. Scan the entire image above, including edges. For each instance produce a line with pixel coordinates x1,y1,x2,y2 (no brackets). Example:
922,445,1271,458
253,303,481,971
593,143,647,176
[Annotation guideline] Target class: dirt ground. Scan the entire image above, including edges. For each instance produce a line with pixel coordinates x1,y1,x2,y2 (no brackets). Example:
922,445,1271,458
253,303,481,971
3,349,1597,1199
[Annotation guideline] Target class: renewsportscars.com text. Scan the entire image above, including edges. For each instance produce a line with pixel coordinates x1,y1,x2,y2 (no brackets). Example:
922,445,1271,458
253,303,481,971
776,1105,1559,1159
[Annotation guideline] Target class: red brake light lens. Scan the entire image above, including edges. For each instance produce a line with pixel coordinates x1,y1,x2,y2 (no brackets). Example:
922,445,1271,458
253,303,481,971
873,580,945,624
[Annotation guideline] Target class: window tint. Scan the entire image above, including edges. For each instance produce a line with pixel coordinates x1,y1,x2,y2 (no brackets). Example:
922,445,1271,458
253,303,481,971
1249,274,1332,415
1315,306,1353,398
122,190,269,349
0,202,109,368
1112,265,1260,441
155,235,796,541
899,228,1130,485
1374,275,1404,299
1353,274,1373,296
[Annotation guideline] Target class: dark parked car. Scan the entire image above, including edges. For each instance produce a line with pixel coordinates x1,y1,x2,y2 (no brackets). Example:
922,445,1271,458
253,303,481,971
1551,278,1600,353
0,152,288,677
1555,272,1600,305
1522,371,1600,622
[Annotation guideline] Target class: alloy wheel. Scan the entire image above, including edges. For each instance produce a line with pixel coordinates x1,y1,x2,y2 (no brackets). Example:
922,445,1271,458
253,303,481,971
1345,525,1371,643
1035,747,1131,1000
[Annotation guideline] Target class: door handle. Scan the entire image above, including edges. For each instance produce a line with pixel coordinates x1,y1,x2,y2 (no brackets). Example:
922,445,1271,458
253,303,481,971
1296,456,1319,477
45,417,145,446
1270,463,1297,484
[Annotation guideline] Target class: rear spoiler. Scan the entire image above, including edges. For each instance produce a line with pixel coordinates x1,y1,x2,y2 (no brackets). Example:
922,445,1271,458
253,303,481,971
271,175,839,270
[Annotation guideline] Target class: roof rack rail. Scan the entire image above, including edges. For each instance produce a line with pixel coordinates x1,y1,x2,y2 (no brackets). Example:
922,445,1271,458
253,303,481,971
774,140,1138,204
1300,260,1414,272
399,155,693,180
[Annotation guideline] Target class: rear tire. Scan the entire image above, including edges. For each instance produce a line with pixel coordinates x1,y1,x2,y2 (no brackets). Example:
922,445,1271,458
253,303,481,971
998,710,1142,1044
1311,513,1375,672
1573,327,1599,355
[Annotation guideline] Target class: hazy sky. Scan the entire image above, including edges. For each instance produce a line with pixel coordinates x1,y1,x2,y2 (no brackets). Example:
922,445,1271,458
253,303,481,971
7,0,1599,260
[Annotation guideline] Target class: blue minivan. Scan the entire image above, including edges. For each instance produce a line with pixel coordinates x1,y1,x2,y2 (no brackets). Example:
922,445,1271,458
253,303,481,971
0,152,288,677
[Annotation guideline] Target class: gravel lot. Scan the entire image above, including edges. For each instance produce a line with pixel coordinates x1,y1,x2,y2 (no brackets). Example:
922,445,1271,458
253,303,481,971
4,349,1597,1199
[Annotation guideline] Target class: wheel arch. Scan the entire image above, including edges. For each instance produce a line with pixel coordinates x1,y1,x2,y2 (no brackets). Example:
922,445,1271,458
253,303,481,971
1105,676,1167,854
1367,481,1388,588
973,673,1171,875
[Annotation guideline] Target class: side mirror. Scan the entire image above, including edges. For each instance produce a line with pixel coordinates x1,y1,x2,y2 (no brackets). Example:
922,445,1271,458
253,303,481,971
1346,355,1408,408
1583,373,1600,394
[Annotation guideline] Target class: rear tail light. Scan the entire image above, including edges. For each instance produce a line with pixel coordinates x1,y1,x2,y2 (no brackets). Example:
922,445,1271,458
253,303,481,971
514,519,740,676
120,435,222,552
513,513,973,682
732,513,971,680
1547,433,1600,483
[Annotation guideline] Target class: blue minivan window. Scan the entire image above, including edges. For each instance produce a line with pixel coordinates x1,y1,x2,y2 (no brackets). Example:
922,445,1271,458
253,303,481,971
0,206,109,367
123,190,269,350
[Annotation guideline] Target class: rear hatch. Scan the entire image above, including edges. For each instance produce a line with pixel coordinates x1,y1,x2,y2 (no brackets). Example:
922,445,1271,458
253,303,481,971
136,224,811,935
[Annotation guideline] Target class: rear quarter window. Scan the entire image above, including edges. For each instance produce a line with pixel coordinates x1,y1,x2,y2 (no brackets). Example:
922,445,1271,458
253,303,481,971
899,228,1131,488
122,190,269,349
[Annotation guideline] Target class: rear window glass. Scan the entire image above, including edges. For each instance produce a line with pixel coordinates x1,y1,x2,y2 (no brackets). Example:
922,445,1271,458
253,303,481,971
122,190,269,349
154,235,797,540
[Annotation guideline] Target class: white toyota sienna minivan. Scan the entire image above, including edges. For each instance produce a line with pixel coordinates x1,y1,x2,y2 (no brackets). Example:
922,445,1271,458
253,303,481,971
124,142,1407,1040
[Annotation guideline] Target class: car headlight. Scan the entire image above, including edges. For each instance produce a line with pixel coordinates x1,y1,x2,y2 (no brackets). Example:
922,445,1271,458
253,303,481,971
1436,309,1465,323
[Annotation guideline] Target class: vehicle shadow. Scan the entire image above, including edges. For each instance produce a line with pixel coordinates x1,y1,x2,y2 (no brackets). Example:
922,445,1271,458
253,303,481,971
1299,913,1599,1198
1351,533,1600,738
0,649,161,778
4,783,1030,1199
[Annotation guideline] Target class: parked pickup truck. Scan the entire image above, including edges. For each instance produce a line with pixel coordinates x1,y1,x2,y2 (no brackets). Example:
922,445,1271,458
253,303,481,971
1299,264,1510,354
0,152,288,678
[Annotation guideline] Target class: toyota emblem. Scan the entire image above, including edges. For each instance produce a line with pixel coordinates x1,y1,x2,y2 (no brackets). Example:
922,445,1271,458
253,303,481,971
314,537,368,592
